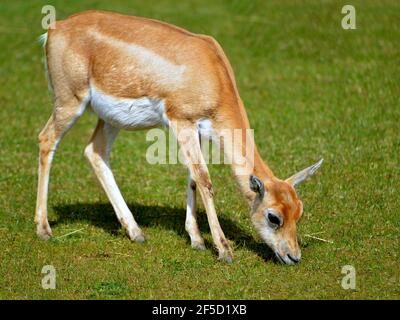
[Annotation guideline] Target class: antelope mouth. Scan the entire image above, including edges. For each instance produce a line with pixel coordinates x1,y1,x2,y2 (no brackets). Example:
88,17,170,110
275,252,300,265
275,253,286,264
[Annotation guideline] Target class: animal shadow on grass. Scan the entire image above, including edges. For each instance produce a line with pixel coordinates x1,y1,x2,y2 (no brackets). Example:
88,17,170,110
53,202,275,262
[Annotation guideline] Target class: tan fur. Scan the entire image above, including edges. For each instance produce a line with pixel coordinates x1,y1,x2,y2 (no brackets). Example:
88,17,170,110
35,11,319,264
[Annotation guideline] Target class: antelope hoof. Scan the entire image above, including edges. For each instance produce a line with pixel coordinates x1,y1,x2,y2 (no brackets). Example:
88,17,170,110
36,223,53,240
129,229,145,243
218,250,234,264
191,240,206,251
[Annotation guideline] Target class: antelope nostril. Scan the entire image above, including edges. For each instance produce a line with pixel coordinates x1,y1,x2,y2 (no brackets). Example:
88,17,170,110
287,254,300,264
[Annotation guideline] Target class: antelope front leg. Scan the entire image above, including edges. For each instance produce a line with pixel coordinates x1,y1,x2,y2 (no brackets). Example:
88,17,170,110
172,121,233,263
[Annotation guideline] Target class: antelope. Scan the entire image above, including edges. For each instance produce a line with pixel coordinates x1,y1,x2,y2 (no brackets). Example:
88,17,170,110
35,10,323,264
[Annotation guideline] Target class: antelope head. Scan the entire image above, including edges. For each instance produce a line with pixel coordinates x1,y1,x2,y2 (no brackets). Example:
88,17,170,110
249,159,323,265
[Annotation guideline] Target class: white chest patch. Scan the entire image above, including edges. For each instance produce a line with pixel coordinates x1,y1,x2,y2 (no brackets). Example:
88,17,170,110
90,86,168,130
197,118,214,140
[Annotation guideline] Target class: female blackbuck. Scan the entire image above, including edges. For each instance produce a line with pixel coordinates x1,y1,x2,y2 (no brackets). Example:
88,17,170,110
36,10,323,264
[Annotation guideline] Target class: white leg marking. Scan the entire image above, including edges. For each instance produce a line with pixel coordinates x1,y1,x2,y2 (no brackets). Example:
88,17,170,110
185,172,205,250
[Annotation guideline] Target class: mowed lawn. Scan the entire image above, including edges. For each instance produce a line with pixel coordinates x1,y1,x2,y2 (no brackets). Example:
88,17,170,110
0,0,399,299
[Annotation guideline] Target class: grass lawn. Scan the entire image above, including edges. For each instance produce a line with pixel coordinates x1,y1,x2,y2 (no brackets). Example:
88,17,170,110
0,0,399,299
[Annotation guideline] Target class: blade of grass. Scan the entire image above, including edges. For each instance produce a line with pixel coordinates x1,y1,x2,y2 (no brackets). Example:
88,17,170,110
54,228,85,240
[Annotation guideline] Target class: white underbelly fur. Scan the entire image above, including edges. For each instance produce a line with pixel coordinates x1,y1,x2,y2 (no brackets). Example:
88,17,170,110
90,86,168,130
89,85,215,138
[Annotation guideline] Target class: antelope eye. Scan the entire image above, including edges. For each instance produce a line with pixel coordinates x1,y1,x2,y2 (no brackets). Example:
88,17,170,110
266,210,282,228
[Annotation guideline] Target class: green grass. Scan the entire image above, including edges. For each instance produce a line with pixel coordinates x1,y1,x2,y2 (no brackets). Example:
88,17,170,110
0,0,399,299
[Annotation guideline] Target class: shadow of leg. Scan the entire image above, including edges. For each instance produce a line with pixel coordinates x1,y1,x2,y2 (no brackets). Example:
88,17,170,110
52,202,275,262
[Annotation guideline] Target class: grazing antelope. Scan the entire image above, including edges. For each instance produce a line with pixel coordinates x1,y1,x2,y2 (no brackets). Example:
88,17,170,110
36,10,323,264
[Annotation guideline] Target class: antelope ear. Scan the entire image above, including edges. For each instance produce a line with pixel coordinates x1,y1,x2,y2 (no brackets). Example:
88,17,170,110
249,175,265,199
286,158,324,187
